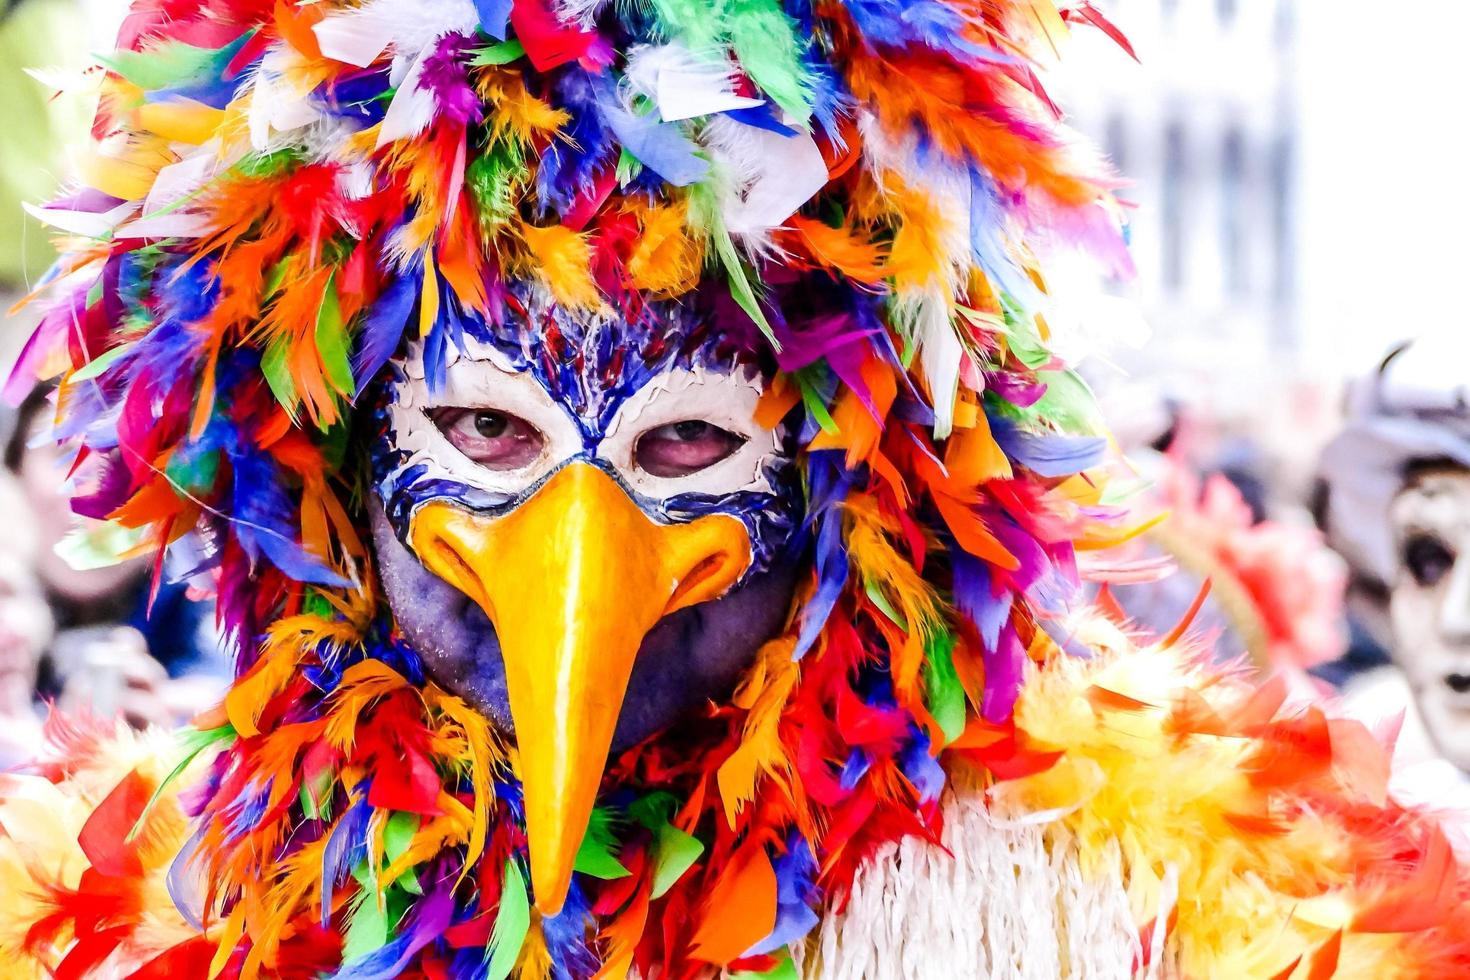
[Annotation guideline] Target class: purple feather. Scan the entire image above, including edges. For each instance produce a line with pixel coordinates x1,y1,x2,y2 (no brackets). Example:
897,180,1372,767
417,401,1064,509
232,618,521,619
321,797,371,927
990,416,1106,478
981,622,1026,722
419,34,481,126
950,547,1010,651
331,880,454,980
352,266,419,387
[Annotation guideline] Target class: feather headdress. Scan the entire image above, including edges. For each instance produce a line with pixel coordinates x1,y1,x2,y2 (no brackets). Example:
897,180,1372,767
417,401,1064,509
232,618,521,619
11,1,1467,978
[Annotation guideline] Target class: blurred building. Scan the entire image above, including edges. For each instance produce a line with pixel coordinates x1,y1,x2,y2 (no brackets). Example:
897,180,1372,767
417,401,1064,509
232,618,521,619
1053,0,1299,418
1054,0,1470,473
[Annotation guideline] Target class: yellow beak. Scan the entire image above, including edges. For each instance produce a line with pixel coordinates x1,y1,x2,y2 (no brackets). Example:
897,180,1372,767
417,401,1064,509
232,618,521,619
410,463,750,915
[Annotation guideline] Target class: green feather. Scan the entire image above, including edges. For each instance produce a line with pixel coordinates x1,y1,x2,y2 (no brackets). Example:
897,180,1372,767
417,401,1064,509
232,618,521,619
383,811,424,895
69,342,131,382
573,807,631,880
794,367,838,433
260,335,301,420
923,630,966,747
1033,368,1103,435
466,145,526,230
648,0,727,51
341,873,390,964
470,39,526,65
726,0,813,123
314,272,356,396
650,821,704,898
98,34,248,92
486,860,531,980
688,185,777,348
730,950,799,980
625,792,705,898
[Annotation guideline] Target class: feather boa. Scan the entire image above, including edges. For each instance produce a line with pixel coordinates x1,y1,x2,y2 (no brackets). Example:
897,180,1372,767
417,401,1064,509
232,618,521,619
6,623,1470,978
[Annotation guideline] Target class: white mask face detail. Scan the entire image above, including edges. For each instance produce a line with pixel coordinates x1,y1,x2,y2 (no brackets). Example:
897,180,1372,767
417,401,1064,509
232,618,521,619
1389,467,1470,771
598,365,779,499
387,334,781,507
389,336,584,500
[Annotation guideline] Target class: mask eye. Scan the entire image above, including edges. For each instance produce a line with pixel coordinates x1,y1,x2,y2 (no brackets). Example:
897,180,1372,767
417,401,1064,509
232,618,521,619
431,408,545,470
1404,533,1456,587
635,420,746,478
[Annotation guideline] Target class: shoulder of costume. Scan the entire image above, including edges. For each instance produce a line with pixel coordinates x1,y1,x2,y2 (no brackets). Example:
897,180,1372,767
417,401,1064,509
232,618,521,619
7,622,1470,977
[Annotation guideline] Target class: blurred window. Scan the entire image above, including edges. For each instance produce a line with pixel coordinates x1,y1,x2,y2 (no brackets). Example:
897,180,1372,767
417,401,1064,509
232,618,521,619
1221,127,1246,299
1269,131,1294,306
1163,121,1186,293
1104,113,1129,178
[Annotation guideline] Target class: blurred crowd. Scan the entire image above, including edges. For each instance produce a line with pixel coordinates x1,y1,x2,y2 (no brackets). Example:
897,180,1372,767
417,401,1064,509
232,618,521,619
0,382,229,767
1093,339,1470,807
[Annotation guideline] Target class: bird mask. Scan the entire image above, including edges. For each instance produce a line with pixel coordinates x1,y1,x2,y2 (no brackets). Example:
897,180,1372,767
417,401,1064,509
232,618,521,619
14,0,1139,970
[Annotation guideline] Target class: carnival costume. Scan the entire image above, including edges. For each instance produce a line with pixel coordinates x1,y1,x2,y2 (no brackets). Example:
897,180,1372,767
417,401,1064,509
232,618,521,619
3,1,1469,977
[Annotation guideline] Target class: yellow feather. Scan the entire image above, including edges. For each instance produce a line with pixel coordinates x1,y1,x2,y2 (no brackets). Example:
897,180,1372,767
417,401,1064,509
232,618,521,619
380,794,474,883
846,496,946,699
996,623,1411,978
515,920,554,979
519,222,602,310
426,688,504,883
76,135,174,202
716,636,800,827
625,201,705,296
476,69,569,146
324,660,412,752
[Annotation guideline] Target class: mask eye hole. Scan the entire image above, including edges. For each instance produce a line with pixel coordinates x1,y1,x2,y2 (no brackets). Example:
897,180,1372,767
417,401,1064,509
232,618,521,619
635,420,746,478
1404,533,1456,587
430,408,546,470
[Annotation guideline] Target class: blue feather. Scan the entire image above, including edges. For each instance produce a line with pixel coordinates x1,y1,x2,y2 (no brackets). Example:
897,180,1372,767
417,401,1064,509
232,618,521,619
321,797,372,927
588,72,707,187
474,0,514,39
794,451,852,658
351,266,419,387
950,547,1011,651
536,71,616,214
989,416,1106,478
745,835,821,955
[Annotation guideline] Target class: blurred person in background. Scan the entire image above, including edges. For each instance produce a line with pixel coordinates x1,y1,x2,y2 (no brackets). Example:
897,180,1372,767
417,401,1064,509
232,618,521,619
1318,339,1470,782
2,385,228,729
0,466,50,766
1089,370,1347,680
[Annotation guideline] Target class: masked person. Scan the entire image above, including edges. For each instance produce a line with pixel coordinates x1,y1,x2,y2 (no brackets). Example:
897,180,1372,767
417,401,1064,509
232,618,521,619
1318,339,1470,778
3,3,1469,978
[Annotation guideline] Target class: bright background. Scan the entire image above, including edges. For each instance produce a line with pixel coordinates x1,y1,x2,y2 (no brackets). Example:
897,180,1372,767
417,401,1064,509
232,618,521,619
1047,0,1470,481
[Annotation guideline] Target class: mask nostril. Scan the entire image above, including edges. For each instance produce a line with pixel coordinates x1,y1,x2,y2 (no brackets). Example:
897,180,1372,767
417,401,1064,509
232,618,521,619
1445,674,1470,694
667,552,739,614
427,538,490,610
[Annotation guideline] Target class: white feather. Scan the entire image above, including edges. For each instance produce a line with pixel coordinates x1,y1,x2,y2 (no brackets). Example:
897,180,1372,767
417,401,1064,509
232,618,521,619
376,49,438,148
894,287,963,440
623,42,764,123
142,150,220,217
554,0,611,29
247,48,322,152
700,115,827,247
115,212,214,239
313,0,478,68
22,200,136,238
